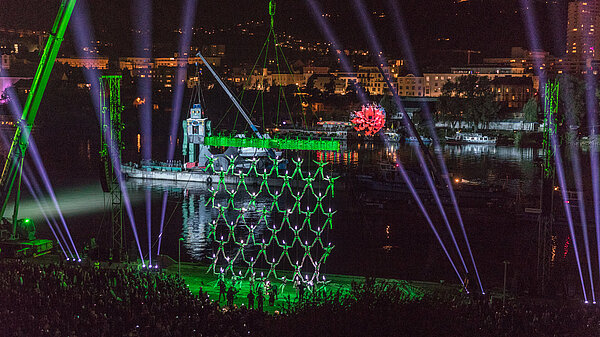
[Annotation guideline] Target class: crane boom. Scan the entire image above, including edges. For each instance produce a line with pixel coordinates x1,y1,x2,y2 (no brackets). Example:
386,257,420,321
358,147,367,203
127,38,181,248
195,52,264,140
0,0,77,220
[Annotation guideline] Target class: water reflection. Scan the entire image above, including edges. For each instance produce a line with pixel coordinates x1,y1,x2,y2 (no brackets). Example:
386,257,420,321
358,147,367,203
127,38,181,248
315,143,545,196
179,185,275,261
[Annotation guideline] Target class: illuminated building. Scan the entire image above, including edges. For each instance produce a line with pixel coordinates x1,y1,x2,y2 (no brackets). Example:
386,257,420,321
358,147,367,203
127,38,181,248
0,28,47,54
244,69,306,90
490,76,534,109
422,67,533,97
55,57,109,69
118,57,153,78
201,44,226,57
422,73,462,97
1,54,12,70
303,66,330,75
396,74,425,97
153,56,221,68
357,65,394,95
332,71,358,94
566,0,600,59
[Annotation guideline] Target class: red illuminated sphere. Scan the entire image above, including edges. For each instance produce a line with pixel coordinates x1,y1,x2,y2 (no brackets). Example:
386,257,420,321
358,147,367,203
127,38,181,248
352,105,385,136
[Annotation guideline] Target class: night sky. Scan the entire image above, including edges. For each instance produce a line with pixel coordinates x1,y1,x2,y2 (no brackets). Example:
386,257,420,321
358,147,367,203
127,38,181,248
1,0,568,58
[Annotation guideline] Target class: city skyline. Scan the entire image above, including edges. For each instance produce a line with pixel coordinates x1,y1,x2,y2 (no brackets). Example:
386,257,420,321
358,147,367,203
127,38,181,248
1,0,569,58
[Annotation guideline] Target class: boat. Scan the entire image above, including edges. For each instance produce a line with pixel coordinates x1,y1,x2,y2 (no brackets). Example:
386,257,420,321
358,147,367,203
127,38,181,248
445,132,496,145
122,53,290,183
383,130,401,142
269,120,349,142
404,136,432,145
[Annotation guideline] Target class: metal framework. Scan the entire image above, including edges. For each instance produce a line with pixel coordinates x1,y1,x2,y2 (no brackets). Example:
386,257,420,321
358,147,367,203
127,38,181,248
0,0,77,236
204,135,340,151
99,75,124,256
204,156,337,285
542,80,558,178
538,79,559,295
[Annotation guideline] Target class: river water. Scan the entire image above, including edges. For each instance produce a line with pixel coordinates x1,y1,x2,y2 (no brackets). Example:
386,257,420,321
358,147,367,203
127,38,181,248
9,130,594,294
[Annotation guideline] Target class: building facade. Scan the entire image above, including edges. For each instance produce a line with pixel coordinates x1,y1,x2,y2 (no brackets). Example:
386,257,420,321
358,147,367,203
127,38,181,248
396,74,425,97
566,0,600,59
356,66,394,95
422,73,462,97
490,76,534,109
55,57,109,69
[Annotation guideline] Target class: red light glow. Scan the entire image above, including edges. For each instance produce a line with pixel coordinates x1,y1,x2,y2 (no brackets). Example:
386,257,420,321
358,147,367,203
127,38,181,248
351,105,385,136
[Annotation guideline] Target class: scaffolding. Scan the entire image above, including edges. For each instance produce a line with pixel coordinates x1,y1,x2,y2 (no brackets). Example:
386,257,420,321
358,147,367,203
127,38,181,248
537,79,559,295
99,75,124,258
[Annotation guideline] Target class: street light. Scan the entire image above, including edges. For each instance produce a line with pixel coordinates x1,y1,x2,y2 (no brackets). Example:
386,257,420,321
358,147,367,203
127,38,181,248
179,237,184,276
502,260,511,307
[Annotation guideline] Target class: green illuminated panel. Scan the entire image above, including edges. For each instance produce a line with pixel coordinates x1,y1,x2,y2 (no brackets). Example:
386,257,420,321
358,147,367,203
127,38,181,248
204,135,340,152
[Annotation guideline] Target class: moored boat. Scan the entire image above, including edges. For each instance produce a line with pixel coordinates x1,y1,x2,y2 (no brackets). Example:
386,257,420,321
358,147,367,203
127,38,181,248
404,136,432,145
445,132,496,145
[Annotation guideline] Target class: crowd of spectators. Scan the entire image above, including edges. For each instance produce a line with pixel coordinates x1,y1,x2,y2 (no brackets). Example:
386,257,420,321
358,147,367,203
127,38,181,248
270,278,600,336
1,259,599,336
0,260,266,336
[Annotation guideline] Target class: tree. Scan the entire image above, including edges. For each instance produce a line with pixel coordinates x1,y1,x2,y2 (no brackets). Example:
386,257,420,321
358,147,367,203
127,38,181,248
437,75,499,131
558,74,586,129
324,78,336,96
522,98,539,123
306,74,317,91
379,95,399,117
438,80,462,128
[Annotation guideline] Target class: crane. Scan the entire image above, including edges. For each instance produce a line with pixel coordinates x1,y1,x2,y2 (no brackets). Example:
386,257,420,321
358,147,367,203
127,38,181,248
196,52,277,158
196,52,265,140
447,49,482,65
0,0,77,239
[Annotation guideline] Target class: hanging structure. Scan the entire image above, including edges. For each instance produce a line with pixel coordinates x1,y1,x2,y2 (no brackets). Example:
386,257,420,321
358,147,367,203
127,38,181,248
205,156,337,285
205,0,330,143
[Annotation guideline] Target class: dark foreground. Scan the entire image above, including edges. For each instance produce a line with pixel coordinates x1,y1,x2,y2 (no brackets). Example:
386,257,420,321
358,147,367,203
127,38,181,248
0,259,598,337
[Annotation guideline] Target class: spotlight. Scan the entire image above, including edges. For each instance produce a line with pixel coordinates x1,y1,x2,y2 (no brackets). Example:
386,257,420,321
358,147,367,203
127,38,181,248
78,258,82,262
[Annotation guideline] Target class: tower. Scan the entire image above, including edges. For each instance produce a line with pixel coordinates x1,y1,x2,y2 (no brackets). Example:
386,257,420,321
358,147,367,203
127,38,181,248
99,75,124,259
537,79,559,295
566,0,600,59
